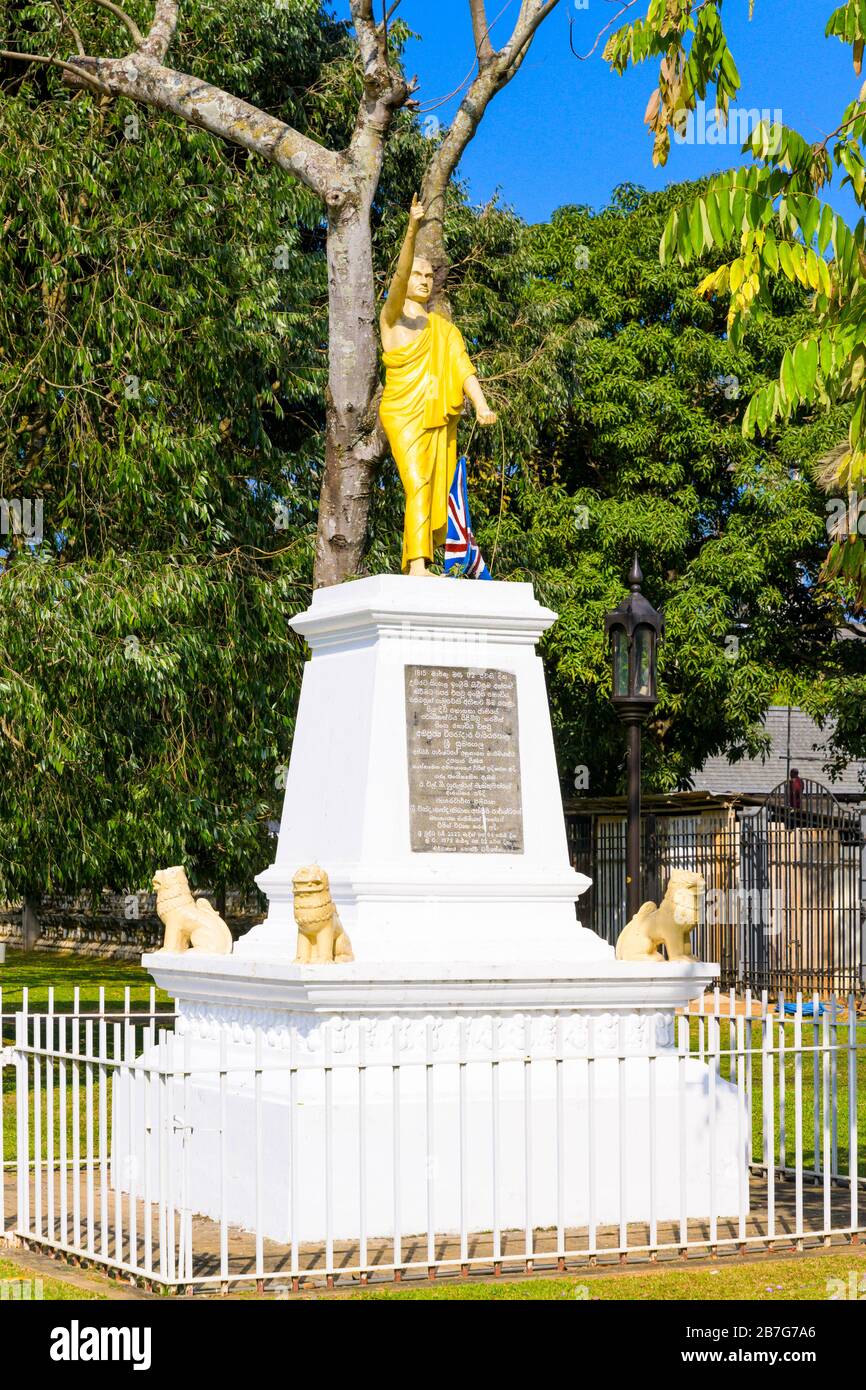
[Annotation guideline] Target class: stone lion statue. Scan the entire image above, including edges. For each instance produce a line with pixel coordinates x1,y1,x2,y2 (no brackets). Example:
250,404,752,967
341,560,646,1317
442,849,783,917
615,869,705,963
293,865,354,964
152,866,233,955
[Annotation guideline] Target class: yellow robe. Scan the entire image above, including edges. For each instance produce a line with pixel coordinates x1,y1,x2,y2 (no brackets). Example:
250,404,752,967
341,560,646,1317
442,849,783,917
380,311,476,572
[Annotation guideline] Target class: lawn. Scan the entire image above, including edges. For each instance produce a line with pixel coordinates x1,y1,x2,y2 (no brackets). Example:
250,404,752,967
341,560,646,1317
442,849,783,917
0,950,171,1016
2,951,172,1164
0,1255,104,1300
686,1014,866,1176
356,1250,866,1301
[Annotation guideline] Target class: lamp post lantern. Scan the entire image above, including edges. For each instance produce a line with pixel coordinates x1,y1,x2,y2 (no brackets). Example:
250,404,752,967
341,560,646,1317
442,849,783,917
604,555,664,923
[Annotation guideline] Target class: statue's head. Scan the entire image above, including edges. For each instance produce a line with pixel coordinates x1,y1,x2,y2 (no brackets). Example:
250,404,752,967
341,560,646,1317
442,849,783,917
667,869,705,927
407,256,433,305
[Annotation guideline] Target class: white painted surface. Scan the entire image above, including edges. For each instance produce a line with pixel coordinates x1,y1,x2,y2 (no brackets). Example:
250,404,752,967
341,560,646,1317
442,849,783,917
120,960,745,1241
131,578,746,1247
240,575,606,965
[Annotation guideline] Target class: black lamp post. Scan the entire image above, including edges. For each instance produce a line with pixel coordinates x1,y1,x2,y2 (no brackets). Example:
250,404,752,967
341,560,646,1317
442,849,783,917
604,555,664,923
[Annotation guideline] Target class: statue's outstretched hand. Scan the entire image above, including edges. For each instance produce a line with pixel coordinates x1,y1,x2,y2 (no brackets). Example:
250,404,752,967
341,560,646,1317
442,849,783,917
410,194,425,222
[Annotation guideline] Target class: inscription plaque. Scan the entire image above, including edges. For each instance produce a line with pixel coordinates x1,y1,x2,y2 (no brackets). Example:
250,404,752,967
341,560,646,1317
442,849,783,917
404,665,524,854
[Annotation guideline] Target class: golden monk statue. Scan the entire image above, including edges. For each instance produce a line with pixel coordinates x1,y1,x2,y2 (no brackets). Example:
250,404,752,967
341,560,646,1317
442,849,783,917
379,196,497,576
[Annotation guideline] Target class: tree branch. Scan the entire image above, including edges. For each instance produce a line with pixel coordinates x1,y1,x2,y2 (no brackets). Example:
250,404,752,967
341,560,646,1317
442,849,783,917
0,49,111,94
468,0,495,66
347,0,413,192
502,0,561,71
569,0,642,62
62,54,350,202
417,0,561,296
90,0,144,47
53,0,85,56
139,0,178,60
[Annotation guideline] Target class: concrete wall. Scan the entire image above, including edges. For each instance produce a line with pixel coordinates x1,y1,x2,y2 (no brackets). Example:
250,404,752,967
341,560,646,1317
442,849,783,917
0,889,263,960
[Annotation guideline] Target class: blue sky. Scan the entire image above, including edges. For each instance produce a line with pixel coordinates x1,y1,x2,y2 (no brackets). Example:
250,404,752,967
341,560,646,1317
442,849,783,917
335,0,859,224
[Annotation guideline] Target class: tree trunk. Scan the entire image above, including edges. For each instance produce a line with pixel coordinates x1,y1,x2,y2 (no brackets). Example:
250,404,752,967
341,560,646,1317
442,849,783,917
22,894,41,950
314,201,386,587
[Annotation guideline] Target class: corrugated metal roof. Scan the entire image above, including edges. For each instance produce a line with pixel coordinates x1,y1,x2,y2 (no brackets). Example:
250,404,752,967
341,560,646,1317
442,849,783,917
689,707,866,797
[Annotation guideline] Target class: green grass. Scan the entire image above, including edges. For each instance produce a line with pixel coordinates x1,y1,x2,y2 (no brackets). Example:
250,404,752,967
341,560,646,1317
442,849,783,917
0,950,170,1015
2,951,171,1164
356,1251,866,1300
0,1255,104,1300
687,1015,866,1176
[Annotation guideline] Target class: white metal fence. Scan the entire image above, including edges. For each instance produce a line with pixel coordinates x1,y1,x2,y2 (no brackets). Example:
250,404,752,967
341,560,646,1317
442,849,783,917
1,986,864,1292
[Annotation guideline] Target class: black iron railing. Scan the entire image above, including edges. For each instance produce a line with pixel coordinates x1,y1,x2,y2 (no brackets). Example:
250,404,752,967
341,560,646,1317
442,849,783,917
567,780,865,997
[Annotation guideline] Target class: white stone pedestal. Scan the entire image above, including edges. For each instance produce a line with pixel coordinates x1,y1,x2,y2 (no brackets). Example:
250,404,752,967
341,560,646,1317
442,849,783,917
239,575,604,966
126,955,746,1244
129,576,747,1252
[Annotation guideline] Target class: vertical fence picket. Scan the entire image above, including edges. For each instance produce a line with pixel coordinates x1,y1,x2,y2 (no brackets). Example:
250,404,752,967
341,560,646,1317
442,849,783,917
586,1051,596,1258
255,1027,265,1284
157,1031,169,1285
85,1018,95,1254
708,1006,718,1249
181,1030,193,1286
113,1020,123,1267
425,1018,435,1274
648,1038,657,1255
391,1018,401,1280
762,1001,775,1242
458,1017,468,1272
744,987,753,1160
812,991,821,1176
219,1031,228,1289
793,995,803,1246
33,1014,42,1239
358,1018,368,1280
72,1009,81,1251
617,1025,627,1256
491,1020,501,1271
777,993,786,1173
47,1008,55,1243
59,1013,68,1247
99,1011,109,1259
124,1013,137,1274
736,1015,747,1244
677,1014,688,1250
555,1014,565,1265
822,1007,832,1236
830,996,839,1178
15,1008,30,1238
524,1014,533,1270
848,992,859,1233
145,1026,156,1278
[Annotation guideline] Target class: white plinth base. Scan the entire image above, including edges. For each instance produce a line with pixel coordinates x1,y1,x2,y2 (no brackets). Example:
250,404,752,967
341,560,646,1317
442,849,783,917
244,574,600,965
121,955,747,1246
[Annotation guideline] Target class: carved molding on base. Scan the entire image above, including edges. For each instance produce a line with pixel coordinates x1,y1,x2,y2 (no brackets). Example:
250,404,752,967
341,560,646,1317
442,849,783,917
174,1002,677,1059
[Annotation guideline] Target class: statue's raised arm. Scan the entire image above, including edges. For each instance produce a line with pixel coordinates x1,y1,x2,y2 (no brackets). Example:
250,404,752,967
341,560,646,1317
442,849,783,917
380,194,426,336
379,197,497,577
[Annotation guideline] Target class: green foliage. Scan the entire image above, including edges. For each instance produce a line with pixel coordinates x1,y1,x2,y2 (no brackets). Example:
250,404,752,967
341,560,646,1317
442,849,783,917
440,185,861,794
607,0,866,609
0,0,423,898
1,1,863,902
